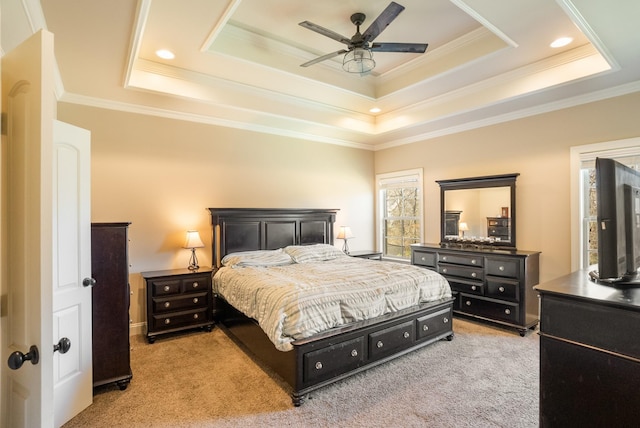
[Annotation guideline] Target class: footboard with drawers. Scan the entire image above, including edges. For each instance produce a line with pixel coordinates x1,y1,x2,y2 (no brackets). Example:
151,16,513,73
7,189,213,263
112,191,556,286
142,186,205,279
411,244,540,336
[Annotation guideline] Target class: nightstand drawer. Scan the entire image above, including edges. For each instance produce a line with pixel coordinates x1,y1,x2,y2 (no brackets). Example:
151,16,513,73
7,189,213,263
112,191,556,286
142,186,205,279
153,292,208,313
183,275,210,293
152,308,209,331
152,279,181,296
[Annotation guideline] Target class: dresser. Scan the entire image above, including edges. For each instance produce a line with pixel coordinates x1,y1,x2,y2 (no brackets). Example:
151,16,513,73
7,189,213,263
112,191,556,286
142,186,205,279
411,243,540,335
91,223,132,390
535,271,640,427
142,268,214,343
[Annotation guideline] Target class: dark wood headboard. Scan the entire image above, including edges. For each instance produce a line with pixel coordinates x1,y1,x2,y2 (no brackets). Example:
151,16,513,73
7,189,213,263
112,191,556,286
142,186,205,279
208,208,338,268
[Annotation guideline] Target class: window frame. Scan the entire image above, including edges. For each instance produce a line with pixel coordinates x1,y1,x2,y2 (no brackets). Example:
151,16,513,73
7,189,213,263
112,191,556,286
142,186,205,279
375,168,424,260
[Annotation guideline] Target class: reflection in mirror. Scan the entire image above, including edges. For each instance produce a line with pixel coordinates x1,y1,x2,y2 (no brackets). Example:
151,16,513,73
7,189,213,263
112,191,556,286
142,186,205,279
444,187,511,240
437,174,518,249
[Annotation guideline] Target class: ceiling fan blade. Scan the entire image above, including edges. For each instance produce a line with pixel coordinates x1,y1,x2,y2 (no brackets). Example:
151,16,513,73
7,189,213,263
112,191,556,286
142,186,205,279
362,2,405,43
370,42,428,53
300,49,348,67
299,21,352,46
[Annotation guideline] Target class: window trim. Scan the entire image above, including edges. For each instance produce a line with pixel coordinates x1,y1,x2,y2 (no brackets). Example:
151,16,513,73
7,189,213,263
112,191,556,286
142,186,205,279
375,168,424,260
570,137,640,270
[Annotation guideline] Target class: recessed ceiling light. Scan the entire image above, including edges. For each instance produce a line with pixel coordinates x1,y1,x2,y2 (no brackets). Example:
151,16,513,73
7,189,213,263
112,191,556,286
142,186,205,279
550,37,573,48
370,107,381,113
155,49,175,60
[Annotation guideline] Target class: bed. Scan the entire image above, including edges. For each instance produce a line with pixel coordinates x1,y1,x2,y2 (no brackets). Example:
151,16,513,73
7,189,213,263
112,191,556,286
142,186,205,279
209,208,455,406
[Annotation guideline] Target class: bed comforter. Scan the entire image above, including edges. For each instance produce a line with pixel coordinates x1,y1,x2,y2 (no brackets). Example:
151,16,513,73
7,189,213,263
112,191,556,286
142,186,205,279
213,247,451,351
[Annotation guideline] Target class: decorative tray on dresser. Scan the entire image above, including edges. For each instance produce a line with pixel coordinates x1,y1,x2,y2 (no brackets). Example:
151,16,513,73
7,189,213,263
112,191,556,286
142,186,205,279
142,268,214,343
411,243,540,336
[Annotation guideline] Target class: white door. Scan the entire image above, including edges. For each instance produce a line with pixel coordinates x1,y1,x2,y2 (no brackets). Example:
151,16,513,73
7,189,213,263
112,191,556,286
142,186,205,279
52,120,93,427
1,30,93,428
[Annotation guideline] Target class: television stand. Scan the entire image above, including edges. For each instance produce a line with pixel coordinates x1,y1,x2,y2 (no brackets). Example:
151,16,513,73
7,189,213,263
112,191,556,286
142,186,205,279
588,269,640,287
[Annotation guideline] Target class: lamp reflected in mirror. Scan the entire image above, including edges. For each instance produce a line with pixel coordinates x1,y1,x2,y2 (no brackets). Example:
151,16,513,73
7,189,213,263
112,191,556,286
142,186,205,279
459,222,469,238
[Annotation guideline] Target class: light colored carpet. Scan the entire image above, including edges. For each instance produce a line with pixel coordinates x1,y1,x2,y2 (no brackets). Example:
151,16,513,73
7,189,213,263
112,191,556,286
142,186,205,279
63,318,539,428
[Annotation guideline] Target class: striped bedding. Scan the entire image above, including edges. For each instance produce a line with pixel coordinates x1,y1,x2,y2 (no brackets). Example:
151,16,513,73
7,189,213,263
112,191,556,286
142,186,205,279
213,252,451,351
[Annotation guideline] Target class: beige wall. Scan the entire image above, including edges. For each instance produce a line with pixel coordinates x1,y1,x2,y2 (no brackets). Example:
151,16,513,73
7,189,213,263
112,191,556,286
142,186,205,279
57,103,375,332
374,91,640,285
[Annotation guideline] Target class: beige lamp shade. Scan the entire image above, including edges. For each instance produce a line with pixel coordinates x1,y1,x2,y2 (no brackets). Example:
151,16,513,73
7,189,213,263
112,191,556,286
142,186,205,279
184,230,205,249
337,226,354,254
459,222,469,232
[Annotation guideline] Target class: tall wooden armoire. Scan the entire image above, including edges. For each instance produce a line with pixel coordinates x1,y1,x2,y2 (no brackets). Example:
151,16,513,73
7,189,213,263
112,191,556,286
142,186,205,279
91,222,133,390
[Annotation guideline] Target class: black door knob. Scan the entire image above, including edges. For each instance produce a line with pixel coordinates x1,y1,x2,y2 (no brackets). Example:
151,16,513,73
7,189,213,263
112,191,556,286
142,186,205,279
53,337,71,354
7,345,39,370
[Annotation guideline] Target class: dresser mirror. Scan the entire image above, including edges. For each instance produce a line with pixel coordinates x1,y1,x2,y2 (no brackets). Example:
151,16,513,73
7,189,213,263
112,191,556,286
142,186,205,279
437,173,519,249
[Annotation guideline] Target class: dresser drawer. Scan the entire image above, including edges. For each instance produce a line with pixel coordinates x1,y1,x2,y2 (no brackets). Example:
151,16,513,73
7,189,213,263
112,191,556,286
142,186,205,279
183,275,210,293
369,320,415,359
439,253,483,267
152,279,181,296
416,307,452,341
303,337,365,383
153,292,208,313
486,258,519,278
439,263,483,281
152,308,209,331
486,277,519,302
459,295,519,323
447,277,484,296
412,250,437,268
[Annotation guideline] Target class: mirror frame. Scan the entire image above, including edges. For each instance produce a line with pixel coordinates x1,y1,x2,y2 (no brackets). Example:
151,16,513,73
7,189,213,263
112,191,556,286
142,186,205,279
437,173,519,249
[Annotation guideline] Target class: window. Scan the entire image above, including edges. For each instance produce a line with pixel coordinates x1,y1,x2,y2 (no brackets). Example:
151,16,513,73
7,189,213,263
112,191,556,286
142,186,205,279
572,139,640,270
376,169,423,259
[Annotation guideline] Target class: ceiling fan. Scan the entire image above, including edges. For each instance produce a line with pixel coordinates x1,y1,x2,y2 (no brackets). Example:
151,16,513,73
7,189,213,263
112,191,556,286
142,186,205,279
299,1,428,74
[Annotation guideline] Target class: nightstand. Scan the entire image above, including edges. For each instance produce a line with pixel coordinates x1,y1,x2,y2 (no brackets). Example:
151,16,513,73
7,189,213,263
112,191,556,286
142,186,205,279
142,267,214,343
348,250,383,260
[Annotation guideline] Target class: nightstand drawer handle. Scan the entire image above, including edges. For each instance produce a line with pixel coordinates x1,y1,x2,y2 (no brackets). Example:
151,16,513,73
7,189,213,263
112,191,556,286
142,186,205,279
471,272,477,278
192,282,199,288
351,349,358,357
377,340,384,348
193,313,199,319
442,268,448,273
442,256,448,261
315,362,323,370
499,286,505,292
471,259,477,264
421,256,426,261
403,331,410,339
163,285,170,292
164,318,171,324
164,302,170,308
193,297,199,304
471,285,477,291
466,300,472,306
504,309,511,315
423,325,429,331
443,317,449,323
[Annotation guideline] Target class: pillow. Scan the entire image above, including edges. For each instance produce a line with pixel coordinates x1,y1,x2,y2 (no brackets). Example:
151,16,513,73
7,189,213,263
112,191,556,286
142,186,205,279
221,249,293,268
284,244,345,263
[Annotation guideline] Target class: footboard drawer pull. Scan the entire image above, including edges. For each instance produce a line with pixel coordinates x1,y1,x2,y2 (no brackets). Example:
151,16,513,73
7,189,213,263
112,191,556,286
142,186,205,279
443,317,449,323
351,349,358,357
377,340,384,348
315,362,323,370
423,325,429,331
164,318,171,324
403,331,410,339
164,302,170,308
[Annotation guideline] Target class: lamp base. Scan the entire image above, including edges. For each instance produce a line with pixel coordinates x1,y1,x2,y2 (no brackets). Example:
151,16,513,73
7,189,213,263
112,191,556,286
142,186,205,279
188,248,199,271
342,239,350,255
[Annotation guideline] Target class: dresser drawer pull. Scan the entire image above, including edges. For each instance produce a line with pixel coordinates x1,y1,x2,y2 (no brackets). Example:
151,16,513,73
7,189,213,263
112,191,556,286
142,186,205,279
465,300,472,306
163,285,170,292
443,317,449,323
193,313,199,319
499,266,505,271
421,256,426,261
471,272,477,278
351,349,358,357
504,309,511,315
377,340,384,348
423,325,429,331
164,302,170,308
471,259,477,264
471,285,477,291
403,331,410,339
192,281,199,288
315,361,323,370
193,297,199,304
498,286,505,293
164,318,171,324
442,268,448,273
442,256,448,261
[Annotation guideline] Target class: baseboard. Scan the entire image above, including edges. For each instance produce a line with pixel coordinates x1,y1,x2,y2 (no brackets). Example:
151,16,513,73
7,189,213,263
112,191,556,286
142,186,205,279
130,321,146,337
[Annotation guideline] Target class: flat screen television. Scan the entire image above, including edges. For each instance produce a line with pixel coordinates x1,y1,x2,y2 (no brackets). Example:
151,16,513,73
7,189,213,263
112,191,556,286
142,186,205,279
590,157,640,287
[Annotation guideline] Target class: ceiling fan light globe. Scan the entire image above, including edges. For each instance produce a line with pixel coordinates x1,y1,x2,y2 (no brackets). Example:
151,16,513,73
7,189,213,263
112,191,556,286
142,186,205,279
343,48,375,74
